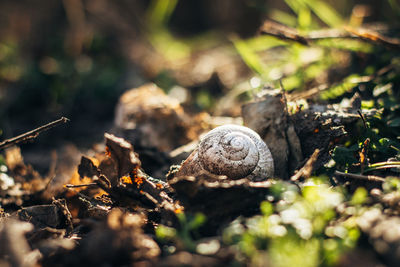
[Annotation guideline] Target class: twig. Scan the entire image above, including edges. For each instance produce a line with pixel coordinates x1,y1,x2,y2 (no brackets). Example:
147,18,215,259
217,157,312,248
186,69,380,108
46,150,58,179
65,187,108,207
291,149,320,181
357,110,367,129
279,79,289,115
260,20,400,50
344,26,400,50
43,150,58,192
259,20,309,45
43,175,57,192
64,183,98,188
334,170,385,182
0,117,69,150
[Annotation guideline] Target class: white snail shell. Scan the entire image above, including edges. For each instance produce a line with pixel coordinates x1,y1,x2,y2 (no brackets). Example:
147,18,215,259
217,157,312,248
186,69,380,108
175,125,274,180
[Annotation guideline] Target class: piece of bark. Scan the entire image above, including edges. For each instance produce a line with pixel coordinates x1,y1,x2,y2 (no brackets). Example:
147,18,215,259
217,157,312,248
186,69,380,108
291,103,377,171
16,199,73,234
243,90,378,178
242,91,303,179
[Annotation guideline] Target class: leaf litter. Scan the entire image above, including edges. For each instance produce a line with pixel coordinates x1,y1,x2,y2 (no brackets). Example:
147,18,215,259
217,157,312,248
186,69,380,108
1,21,400,267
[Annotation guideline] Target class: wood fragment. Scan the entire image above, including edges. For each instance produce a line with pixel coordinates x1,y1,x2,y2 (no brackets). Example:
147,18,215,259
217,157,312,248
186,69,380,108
64,183,98,188
0,117,69,150
334,170,385,182
291,149,320,181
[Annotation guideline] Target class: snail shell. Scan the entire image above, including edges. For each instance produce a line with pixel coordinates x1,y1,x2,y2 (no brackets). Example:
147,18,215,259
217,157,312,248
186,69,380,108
175,125,274,180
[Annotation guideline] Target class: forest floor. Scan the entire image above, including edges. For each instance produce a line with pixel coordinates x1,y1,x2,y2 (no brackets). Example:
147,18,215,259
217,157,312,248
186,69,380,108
1,9,400,267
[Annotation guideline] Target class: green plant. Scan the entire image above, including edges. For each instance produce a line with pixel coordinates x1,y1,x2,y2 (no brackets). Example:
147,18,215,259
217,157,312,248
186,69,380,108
156,212,206,253
224,178,361,266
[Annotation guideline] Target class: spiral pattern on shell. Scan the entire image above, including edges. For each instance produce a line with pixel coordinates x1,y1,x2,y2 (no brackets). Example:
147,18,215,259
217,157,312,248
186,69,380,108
174,124,274,181
198,125,274,179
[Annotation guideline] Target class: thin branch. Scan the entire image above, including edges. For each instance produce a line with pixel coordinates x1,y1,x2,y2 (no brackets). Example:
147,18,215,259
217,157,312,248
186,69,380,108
344,26,400,50
259,20,400,50
65,187,109,207
279,79,289,116
64,183,98,188
291,149,320,181
334,170,385,182
259,20,309,45
0,117,69,150
357,110,367,129
43,175,57,192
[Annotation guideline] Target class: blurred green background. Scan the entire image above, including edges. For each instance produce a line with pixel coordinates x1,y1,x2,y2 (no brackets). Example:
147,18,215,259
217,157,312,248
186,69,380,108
0,0,398,146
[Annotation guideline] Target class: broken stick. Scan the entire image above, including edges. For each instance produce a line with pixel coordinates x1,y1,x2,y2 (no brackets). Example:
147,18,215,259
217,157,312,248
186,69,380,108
0,117,69,150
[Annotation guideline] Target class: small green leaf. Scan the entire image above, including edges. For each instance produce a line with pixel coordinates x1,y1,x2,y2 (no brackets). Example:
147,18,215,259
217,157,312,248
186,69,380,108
260,201,274,216
304,0,343,27
156,225,177,241
350,187,368,205
233,37,265,75
188,213,206,230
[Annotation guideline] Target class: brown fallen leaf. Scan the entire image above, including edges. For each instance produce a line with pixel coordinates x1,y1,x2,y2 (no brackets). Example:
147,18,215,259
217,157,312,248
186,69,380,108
76,133,181,226
16,198,73,234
